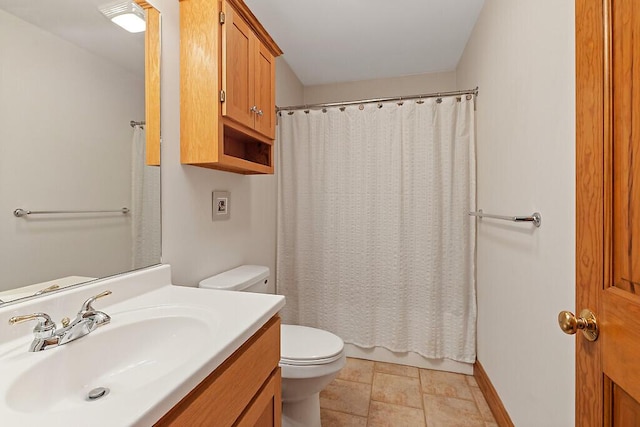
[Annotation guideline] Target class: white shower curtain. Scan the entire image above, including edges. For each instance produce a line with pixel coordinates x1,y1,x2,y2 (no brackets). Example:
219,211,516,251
131,126,161,270
277,96,476,363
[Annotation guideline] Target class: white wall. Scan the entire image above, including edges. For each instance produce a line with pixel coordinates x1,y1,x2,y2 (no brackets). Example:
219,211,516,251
456,1,575,426
152,0,304,289
303,71,457,104
276,58,306,108
0,9,143,290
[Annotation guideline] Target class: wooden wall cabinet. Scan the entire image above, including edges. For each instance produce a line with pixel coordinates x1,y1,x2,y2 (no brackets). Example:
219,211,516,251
221,1,276,140
180,0,282,174
155,316,282,427
135,0,161,166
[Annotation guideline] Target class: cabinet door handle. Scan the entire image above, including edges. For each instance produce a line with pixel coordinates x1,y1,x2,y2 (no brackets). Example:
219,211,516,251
257,109,264,116
250,105,258,114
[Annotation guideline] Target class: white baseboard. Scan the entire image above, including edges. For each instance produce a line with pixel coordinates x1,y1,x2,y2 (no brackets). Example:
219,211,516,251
343,343,473,375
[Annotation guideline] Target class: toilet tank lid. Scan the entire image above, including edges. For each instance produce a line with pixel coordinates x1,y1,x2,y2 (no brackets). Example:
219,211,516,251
198,265,269,291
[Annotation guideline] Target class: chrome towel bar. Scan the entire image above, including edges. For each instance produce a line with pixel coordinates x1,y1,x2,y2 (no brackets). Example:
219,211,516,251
469,209,541,228
14,208,129,218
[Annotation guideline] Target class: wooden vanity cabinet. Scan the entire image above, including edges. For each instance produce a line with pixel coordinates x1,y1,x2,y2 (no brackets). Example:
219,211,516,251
154,315,281,427
179,0,282,174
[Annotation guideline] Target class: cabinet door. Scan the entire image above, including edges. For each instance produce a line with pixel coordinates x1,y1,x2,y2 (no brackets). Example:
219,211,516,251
222,1,255,130
236,369,282,427
254,42,276,139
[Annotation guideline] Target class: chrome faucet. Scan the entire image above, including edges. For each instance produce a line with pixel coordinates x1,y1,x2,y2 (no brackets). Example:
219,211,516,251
9,290,112,352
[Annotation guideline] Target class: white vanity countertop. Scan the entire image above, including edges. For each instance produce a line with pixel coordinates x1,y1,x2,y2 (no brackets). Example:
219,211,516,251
0,276,95,301
0,265,285,426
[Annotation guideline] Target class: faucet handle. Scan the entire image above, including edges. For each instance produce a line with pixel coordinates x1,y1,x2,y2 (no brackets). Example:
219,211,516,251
78,291,112,327
80,290,112,313
9,312,56,337
33,284,60,296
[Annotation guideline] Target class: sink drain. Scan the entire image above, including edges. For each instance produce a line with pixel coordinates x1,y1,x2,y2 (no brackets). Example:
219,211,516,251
86,387,110,401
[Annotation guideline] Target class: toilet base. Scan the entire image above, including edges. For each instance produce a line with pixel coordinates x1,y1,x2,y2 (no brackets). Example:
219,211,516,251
282,392,321,427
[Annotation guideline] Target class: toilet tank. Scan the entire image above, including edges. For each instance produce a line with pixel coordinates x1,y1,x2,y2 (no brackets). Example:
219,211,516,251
198,265,270,293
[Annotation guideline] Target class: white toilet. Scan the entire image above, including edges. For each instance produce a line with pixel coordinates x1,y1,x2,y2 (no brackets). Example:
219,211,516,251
199,265,346,427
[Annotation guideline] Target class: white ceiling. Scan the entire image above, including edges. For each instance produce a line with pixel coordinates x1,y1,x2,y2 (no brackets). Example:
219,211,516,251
244,0,484,86
2,0,484,87
0,0,144,77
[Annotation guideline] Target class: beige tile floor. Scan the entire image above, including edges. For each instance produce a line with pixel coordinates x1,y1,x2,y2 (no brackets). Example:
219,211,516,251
319,357,498,427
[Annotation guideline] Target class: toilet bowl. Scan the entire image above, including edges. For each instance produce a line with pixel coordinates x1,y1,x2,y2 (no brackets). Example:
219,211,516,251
199,265,345,427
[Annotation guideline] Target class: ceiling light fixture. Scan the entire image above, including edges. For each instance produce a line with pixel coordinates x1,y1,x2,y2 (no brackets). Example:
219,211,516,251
99,1,146,33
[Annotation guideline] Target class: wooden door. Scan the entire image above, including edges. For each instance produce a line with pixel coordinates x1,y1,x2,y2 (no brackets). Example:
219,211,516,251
576,0,640,425
254,42,276,139
221,0,255,130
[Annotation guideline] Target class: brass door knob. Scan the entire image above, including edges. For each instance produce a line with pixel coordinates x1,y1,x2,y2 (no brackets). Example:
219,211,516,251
558,309,598,341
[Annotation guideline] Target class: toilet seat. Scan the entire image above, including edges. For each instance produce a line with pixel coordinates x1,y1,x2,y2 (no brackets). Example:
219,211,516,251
280,324,344,366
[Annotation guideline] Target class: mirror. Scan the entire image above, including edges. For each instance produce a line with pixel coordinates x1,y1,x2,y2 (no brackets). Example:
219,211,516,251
0,0,161,304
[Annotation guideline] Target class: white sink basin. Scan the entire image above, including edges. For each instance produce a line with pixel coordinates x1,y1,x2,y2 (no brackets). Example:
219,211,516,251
0,266,285,426
6,306,216,414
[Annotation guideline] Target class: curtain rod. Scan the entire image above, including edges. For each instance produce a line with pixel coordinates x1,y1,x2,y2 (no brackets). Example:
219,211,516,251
130,120,146,128
276,87,478,112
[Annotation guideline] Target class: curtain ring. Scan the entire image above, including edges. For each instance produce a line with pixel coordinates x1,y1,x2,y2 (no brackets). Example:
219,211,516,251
304,110,310,114
339,107,346,112
466,94,473,100
436,98,442,104
287,111,294,115
358,104,364,110
322,108,327,113
377,103,383,109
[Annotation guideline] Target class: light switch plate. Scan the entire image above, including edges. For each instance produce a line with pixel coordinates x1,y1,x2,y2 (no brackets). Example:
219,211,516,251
212,191,230,221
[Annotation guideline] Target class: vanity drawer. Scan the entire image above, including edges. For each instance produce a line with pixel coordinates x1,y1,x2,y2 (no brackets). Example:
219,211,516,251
155,315,281,426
